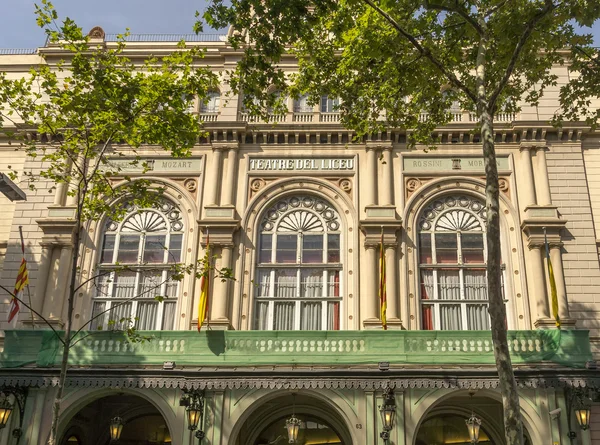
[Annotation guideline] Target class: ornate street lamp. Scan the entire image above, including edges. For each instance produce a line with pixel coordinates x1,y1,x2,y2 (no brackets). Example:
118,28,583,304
575,406,591,430
567,387,594,439
109,416,124,441
379,387,396,444
285,415,302,443
465,413,482,443
181,389,206,441
0,396,13,429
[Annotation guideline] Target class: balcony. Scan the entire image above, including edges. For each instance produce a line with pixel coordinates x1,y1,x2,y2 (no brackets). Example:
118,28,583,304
0,329,591,369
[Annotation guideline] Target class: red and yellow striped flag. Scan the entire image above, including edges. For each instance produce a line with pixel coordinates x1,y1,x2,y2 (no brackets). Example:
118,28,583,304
379,229,387,330
9,243,29,323
197,233,210,332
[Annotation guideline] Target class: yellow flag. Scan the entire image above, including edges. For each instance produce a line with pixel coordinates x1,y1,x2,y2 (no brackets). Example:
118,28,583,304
197,234,210,331
544,230,561,329
379,230,387,330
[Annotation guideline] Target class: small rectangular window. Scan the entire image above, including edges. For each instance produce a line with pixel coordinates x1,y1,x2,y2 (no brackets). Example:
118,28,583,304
302,235,323,263
117,235,141,263
461,233,485,263
435,233,458,263
276,235,297,263
143,235,167,263
101,235,116,263
327,234,340,262
259,234,272,263
168,234,182,262
418,234,432,264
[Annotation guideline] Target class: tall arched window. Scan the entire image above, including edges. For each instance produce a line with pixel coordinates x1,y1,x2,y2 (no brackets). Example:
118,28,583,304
200,90,220,113
255,196,342,331
418,195,492,330
294,94,313,113
320,95,340,113
92,199,184,331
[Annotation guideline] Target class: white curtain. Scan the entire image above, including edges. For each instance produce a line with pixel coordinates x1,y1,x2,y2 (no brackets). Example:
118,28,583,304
274,302,295,330
467,304,490,330
464,270,488,300
254,302,269,330
162,302,176,330
301,302,322,330
113,273,136,299
327,302,339,330
301,270,322,297
420,270,434,299
136,302,158,330
257,270,271,297
275,272,297,298
140,272,162,299
438,270,460,300
109,302,133,330
90,302,106,330
439,304,462,330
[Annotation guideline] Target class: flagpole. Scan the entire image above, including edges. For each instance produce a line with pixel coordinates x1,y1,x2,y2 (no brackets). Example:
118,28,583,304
18,225,35,329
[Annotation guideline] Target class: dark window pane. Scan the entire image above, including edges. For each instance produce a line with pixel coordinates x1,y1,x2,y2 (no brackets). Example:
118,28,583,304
327,234,340,262
462,233,485,263
168,234,182,263
276,234,297,263
117,235,141,263
435,233,458,263
101,235,116,263
143,235,167,263
302,234,323,263
419,234,432,264
259,234,272,263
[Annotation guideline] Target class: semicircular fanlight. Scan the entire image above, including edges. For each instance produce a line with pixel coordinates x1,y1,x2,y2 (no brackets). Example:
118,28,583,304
278,211,324,232
435,210,482,231
122,211,167,233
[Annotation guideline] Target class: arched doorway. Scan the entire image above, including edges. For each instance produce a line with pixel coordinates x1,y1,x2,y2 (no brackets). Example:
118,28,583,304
60,394,171,445
233,392,353,445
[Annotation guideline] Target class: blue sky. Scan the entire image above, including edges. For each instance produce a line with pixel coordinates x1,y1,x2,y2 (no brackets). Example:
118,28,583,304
0,0,599,48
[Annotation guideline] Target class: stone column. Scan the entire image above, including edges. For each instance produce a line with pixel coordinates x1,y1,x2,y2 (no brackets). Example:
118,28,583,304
528,246,550,321
221,148,238,206
549,245,570,320
380,148,393,206
534,147,552,206
385,245,399,322
205,149,223,206
43,245,72,322
366,148,378,206
32,244,53,315
519,146,537,209
363,245,379,323
211,245,232,324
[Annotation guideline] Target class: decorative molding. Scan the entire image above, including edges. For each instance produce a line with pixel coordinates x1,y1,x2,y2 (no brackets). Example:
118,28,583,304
260,195,341,232
418,195,485,232
105,199,183,233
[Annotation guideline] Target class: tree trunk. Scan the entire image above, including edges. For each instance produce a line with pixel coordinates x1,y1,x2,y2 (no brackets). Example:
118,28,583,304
47,177,84,445
476,25,524,445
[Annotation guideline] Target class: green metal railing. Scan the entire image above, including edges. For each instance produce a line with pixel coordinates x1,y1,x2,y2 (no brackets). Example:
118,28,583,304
0,329,592,369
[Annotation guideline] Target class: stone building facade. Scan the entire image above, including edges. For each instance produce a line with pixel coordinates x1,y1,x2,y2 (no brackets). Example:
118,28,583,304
0,30,599,445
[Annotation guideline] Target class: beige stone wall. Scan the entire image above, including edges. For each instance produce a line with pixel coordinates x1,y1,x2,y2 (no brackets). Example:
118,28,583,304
547,143,600,351
0,147,26,270
592,404,600,445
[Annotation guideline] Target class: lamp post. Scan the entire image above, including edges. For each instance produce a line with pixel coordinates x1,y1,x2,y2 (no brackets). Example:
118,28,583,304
285,415,302,443
181,389,205,441
109,417,124,442
379,387,396,444
567,387,594,440
465,391,482,444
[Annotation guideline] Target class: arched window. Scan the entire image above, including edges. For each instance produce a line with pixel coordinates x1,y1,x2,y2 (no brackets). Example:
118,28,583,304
418,195,492,330
255,196,342,331
294,94,313,113
320,95,340,113
200,90,220,113
92,199,184,331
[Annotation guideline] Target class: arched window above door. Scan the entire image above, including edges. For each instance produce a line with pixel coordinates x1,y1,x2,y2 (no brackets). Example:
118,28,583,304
254,195,342,331
418,195,495,331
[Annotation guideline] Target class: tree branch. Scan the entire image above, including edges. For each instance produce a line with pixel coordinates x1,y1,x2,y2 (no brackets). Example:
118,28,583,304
423,0,484,36
361,0,478,103
489,0,560,109
0,284,65,345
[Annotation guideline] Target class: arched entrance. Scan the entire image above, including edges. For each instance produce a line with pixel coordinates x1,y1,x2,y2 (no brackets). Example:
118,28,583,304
60,394,171,445
414,392,532,445
233,392,353,445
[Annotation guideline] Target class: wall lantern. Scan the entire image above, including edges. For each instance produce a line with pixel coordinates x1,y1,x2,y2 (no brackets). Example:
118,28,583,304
0,386,27,440
109,416,124,441
379,387,396,443
567,387,595,438
180,389,206,441
465,391,482,444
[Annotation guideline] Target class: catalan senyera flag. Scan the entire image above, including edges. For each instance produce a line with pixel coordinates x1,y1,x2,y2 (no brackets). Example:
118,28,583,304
379,229,387,330
197,233,210,332
544,230,561,329
9,241,29,323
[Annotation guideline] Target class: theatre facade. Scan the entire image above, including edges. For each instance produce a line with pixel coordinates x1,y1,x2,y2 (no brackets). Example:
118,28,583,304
0,29,600,445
